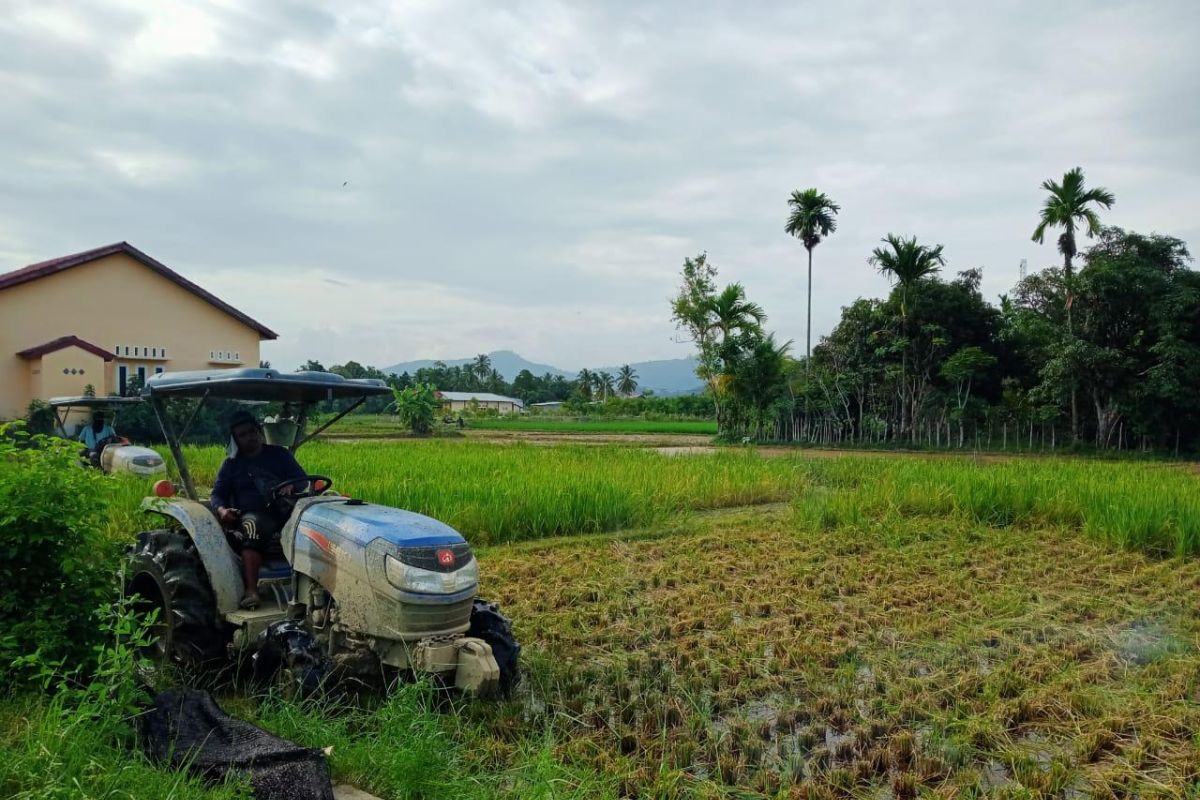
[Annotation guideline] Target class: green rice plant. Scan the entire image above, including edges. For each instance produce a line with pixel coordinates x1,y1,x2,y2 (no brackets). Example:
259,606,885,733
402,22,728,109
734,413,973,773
789,454,1200,556
138,441,805,545
455,417,718,435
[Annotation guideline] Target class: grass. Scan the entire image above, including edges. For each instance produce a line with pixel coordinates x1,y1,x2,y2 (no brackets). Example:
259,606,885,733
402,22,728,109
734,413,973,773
466,417,717,435
329,414,717,437
137,442,1200,556
790,454,1200,557
14,442,1200,797
0,694,252,800
137,440,802,545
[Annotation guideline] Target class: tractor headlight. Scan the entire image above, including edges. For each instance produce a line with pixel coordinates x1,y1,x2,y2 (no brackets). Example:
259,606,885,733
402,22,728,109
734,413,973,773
132,455,164,467
385,554,478,595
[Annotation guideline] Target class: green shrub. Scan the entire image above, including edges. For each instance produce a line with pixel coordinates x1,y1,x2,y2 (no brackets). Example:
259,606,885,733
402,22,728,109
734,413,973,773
0,422,119,682
22,400,57,436
390,383,438,436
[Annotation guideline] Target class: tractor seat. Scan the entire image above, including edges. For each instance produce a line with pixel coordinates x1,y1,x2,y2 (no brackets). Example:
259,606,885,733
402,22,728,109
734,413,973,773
259,559,292,581
256,559,293,608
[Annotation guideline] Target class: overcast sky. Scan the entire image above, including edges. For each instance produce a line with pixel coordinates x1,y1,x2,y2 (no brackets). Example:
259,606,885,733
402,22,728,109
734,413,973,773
3,1,1198,371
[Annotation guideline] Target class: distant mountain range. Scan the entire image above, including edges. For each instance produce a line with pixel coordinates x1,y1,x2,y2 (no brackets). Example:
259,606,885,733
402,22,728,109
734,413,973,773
383,350,702,396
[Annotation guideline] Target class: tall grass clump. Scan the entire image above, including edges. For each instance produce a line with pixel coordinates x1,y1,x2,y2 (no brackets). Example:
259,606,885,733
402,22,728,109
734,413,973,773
792,454,1200,556
164,441,804,544
256,684,477,799
0,599,249,799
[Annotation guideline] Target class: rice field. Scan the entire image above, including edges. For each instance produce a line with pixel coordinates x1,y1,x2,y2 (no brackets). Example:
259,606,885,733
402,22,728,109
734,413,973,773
142,442,1200,557
62,442,1200,796
142,440,800,545
329,414,718,437
466,417,718,435
475,503,1200,798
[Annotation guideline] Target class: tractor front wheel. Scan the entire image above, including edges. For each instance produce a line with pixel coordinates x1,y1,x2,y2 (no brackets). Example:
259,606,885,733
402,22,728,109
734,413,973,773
468,600,521,696
126,529,226,667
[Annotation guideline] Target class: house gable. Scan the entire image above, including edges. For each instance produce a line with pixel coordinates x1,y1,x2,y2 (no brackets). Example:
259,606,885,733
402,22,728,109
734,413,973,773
0,242,277,339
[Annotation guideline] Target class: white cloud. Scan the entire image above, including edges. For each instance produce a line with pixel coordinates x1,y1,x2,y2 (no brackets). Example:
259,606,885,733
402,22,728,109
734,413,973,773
200,267,688,372
92,148,198,186
110,1,223,75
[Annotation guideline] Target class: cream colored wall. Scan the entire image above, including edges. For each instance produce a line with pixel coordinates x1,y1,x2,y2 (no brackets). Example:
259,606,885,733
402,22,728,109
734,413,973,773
442,399,519,415
0,252,266,418
39,347,109,398
39,346,109,434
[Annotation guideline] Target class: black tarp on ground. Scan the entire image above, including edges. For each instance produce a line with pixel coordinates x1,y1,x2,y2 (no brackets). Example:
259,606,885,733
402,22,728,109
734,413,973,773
139,688,334,800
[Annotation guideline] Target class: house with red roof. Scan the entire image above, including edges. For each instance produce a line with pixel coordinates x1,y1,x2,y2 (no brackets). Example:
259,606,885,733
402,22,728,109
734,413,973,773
0,242,277,419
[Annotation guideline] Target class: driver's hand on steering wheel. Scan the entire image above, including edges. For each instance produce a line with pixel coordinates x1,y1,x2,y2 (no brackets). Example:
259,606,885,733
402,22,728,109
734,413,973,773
216,506,241,526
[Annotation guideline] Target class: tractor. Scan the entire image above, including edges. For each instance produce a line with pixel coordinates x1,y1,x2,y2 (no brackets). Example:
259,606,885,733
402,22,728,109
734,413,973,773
48,395,168,477
124,368,519,696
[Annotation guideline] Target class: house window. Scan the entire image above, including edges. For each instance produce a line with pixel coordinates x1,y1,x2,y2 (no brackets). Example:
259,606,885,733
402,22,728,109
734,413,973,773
119,365,127,395
134,346,139,356
137,366,146,385
155,367,164,375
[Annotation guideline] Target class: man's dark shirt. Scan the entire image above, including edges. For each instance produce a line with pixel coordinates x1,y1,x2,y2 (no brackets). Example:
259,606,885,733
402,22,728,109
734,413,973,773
210,444,306,515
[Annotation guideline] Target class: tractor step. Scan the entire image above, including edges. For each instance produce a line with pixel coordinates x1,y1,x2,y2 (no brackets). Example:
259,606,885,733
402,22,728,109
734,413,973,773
226,605,289,646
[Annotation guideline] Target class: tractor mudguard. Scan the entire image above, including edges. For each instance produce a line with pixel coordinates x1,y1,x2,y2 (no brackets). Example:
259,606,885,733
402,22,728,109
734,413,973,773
141,496,243,615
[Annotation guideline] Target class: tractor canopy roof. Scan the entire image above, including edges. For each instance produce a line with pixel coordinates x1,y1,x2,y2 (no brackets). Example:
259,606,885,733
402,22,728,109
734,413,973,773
142,368,391,403
48,395,145,409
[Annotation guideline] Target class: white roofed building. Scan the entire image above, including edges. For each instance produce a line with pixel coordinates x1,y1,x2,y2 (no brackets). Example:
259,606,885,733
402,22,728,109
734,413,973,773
436,391,524,415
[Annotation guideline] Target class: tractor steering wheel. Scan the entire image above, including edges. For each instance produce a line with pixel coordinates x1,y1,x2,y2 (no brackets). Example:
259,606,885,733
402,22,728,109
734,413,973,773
270,475,334,500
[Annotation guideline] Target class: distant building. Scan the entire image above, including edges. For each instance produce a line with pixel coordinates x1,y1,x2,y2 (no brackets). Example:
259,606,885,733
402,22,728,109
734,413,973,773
436,391,524,415
529,401,564,410
0,242,276,419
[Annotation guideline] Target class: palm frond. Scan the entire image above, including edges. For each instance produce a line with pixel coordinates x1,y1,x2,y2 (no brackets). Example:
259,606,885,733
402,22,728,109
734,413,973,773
785,187,840,247
1033,167,1114,249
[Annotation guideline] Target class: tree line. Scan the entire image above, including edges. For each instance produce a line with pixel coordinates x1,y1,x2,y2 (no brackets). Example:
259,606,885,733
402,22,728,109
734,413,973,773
297,355,711,417
674,168,1199,453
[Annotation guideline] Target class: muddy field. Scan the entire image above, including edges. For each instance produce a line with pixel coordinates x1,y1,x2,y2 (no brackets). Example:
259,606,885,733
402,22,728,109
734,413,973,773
474,503,1200,797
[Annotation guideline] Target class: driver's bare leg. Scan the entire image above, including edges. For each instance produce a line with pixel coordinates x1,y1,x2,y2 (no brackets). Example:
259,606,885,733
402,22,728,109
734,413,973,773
236,512,282,609
241,549,263,607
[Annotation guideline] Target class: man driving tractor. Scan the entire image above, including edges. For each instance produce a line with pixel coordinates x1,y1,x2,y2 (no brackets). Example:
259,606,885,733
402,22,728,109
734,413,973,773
210,409,307,609
77,411,119,467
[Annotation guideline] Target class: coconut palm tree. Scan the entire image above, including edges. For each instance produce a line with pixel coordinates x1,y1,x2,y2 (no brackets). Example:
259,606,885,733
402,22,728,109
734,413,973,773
576,368,593,401
1032,167,1114,291
471,353,492,383
1031,167,1114,443
868,235,946,440
785,189,840,361
705,283,766,344
595,371,615,401
617,364,638,396
868,234,945,320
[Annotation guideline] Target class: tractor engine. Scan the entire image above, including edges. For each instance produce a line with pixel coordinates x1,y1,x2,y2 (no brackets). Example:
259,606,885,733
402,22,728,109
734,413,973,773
284,498,507,693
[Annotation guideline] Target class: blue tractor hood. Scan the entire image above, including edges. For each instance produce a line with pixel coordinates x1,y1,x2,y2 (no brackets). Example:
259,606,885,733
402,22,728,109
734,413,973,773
300,501,467,549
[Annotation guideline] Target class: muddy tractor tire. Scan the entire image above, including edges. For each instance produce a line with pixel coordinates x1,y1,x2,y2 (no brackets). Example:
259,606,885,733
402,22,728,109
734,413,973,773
253,620,332,697
468,600,521,696
126,529,226,667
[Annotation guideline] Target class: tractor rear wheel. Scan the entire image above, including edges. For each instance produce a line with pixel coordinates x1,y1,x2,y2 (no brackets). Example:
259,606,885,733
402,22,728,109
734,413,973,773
126,529,226,667
468,600,521,696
